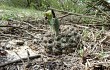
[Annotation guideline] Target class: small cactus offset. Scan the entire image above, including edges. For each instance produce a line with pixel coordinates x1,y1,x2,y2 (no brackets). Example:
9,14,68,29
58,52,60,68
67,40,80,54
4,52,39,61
44,10,60,36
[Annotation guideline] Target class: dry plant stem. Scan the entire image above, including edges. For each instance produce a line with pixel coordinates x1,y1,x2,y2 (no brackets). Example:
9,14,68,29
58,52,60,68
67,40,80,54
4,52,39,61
13,19,47,32
99,36,107,43
84,0,101,14
23,30,38,39
100,0,110,10
94,6,110,19
86,1,110,19
30,29,47,32
27,50,30,65
21,19,47,32
0,55,41,67
0,34,20,37
93,62,110,65
49,7,102,21
63,23,110,40
58,14,70,19
82,24,110,26
0,25,19,28
0,34,31,39
15,51,26,70
24,50,31,70
12,20,35,29
41,56,46,70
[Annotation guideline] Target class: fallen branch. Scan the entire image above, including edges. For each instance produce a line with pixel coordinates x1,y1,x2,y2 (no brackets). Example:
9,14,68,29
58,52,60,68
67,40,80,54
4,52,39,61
86,1,110,19
100,0,110,10
23,30,39,39
49,7,102,21
0,25,19,28
0,55,41,67
94,6,110,19
11,19,47,32
82,23,110,27
0,34,31,39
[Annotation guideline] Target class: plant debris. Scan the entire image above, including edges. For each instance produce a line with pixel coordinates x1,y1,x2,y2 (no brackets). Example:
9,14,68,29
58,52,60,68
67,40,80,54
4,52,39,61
0,12,110,70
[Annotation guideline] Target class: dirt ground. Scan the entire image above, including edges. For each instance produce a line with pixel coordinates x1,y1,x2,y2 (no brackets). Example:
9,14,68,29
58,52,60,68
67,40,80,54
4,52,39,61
0,14,110,70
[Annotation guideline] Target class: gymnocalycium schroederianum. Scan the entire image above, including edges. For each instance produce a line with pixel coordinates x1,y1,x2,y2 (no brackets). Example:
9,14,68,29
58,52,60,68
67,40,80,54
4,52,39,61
44,10,60,36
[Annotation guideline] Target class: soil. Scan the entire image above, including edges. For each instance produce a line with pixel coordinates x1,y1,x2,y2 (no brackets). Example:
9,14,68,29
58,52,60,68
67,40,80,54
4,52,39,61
0,15,110,70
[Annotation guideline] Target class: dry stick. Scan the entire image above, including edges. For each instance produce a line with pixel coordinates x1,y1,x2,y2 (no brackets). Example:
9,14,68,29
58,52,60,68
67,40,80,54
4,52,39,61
94,6,110,19
77,1,101,24
50,6,108,25
86,1,110,19
0,34,20,38
26,50,31,67
12,20,35,29
100,0,110,10
15,51,25,69
49,7,102,21
84,1,101,14
27,50,30,64
0,55,41,67
58,13,70,19
93,62,110,65
0,34,31,39
24,30,38,39
64,22,108,39
62,19,110,28
82,24,110,26
65,23,110,39
12,19,47,32
24,50,31,70
0,25,20,28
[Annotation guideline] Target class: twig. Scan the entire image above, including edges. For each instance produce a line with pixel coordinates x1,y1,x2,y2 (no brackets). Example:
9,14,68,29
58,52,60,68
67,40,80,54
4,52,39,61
61,24,89,29
94,6,110,19
30,29,47,32
0,25,20,28
100,0,110,10
23,30,38,39
11,19,47,32
86,1,110,19
24,50,31,69
15,51,25,69
49,7,102,21
58,14,70,20
27,50,30,64
62,20,110,28
82,24,110,26
12,20,35,29
0,34,21,38
0,55,41,67
0,34,31,39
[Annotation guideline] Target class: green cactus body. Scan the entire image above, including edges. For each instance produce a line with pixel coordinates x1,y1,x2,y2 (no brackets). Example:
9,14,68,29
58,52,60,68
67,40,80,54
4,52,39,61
49,17,59,36
44,10,60,36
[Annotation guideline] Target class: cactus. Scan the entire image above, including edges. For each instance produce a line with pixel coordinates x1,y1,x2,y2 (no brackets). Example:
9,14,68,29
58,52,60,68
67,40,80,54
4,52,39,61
44,10,60,36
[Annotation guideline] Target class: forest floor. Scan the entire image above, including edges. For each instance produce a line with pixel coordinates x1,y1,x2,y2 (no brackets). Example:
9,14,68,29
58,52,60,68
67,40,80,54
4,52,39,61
0,8,110,70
